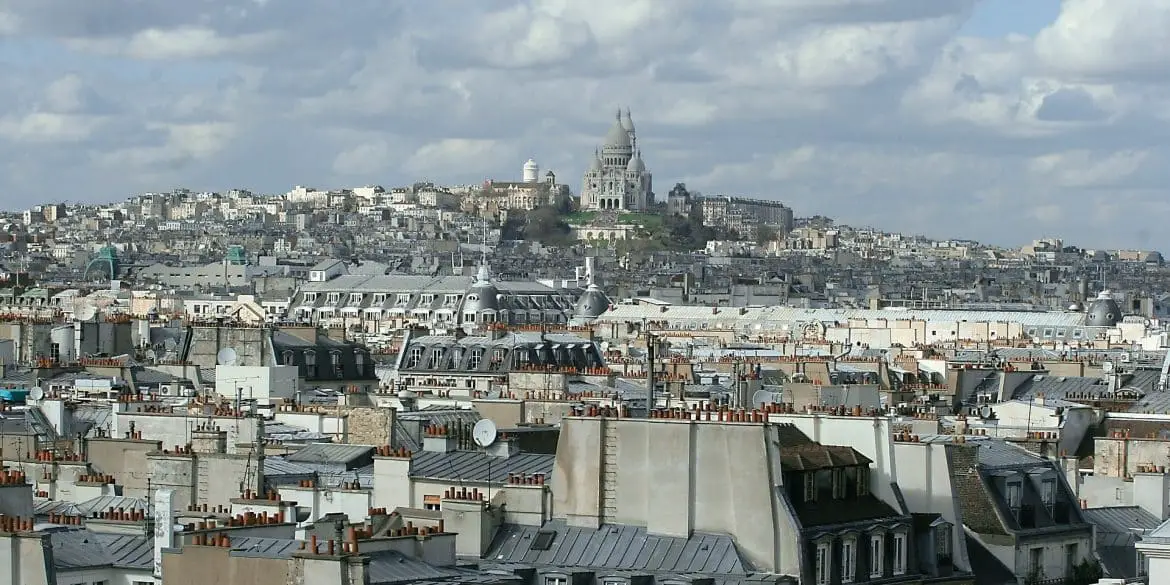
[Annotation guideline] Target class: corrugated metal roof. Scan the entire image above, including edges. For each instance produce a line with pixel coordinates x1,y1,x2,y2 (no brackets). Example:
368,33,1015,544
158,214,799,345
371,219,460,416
410,451,554,483
264,457,319,477
78,495,150,515
484,520,752,574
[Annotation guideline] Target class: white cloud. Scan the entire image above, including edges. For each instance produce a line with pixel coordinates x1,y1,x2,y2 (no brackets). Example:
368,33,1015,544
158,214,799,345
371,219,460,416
0,1,1169,248
67,27,281,60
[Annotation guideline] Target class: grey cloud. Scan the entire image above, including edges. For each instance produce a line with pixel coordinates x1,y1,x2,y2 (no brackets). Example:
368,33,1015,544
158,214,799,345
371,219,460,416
1035,88,1107,122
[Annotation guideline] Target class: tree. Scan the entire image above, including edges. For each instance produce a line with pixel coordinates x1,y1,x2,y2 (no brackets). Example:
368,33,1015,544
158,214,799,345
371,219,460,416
523,205,572,246
756,225,779,245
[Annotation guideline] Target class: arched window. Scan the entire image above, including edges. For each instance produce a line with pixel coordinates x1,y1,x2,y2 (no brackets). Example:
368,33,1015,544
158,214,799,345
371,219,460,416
304,350,317,378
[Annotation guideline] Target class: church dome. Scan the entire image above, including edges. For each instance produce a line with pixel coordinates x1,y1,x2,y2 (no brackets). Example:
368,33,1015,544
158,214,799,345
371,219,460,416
1085,290,1122,327
604,113,632,149
621,108,635,133
589,150,603,172
627,150,645,172
574,284,611,319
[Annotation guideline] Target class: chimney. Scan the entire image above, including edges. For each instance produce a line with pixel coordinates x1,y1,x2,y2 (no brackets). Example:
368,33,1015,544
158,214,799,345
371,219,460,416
1061,454,1082,497
422,425,458,453
1133,468,1170,521
191,423,228,454
440,487,498,556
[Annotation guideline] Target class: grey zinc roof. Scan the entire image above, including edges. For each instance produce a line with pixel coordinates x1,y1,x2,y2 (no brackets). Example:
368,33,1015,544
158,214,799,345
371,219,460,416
227,537,304,559
286,443,374,465
1083,506,1161,579
410,451,554,484
366,549,479,584
484,520,752,574
50,529,153,570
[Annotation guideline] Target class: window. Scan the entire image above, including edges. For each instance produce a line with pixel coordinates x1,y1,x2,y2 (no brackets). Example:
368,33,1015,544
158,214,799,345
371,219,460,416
1030,547,1043,578
304,351,317,378
327,292,341,303
1065,543,1078,576
406,347,423,368
935,524,952,561
870,535,884,578
354,351,366,373
430,348,444,367
420,294,435,305
1137,550,1148,577
841,538,857,583
544,578,567,585
815,542,831,585
832,468,846,499
423,495,441,511
349,293,362,303
396,293,410,305
892,532,907,575
304,292,318,302
857,466,870,496
331,351,343,377
469,349,483,370
1042,478,1056,513
803,472,817,503
49,343,60,363
1006,481,1022,510
372,293,387,304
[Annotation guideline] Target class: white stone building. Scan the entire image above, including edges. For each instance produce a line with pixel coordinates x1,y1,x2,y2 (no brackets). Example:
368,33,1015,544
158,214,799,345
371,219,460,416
581,108,652,211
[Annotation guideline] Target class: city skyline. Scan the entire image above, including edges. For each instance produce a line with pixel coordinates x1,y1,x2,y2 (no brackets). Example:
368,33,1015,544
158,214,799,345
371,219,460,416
1,1,1166,250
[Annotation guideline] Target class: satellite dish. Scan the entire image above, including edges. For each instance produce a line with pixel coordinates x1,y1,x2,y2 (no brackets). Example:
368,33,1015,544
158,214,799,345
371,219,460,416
29,387,44,401
472,419,498,448
74,298,97,322
145,349,157,361
1102,361,1114,373
752,389,783,409
397,389,416,399
216,348,238,366
163,338,178,351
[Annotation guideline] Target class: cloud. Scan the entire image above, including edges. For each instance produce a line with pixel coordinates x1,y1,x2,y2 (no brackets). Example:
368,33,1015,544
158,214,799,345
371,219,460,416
0,1,1169,249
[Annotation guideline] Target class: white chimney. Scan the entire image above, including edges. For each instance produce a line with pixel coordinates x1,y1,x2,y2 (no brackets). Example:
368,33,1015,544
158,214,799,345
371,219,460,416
153,488,175,578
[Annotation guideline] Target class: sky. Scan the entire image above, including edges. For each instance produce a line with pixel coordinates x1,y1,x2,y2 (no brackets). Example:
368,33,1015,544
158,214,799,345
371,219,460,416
1,0,1168,250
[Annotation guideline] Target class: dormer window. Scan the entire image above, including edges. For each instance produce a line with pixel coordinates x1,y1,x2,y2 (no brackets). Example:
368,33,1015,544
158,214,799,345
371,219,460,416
406,347,423,368
803,472,817,503
935,522,953,563
331,350,343,377
457,293,472,304
372,293,387,304
304,350,317,378
303,292,318,302
430,348,444,367
832,468,847,499
327,292,341,303
354,350,366,373
857,466,870,497
1041,478,1056,513
396,293,410,305
1006,481,1022,511
349,293,362,303
469,349,483,370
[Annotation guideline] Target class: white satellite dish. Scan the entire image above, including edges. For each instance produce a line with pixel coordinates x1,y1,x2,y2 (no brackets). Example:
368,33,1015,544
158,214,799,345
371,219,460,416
472,419,498,448
145,349,157,361
752,389,782,409
216,347,238,366
29,387,44,401
74,298,97,322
